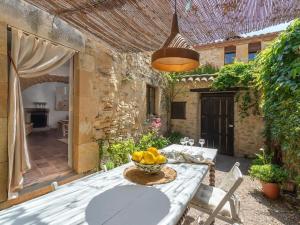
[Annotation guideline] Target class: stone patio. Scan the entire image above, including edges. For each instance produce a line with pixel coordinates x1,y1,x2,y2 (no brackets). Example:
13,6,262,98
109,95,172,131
183,155,300,225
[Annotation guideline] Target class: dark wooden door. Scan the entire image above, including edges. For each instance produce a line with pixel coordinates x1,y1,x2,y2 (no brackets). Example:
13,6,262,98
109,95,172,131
201,93,234,155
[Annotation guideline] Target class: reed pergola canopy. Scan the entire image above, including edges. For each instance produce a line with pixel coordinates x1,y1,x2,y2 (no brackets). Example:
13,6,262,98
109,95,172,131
24,0,300,52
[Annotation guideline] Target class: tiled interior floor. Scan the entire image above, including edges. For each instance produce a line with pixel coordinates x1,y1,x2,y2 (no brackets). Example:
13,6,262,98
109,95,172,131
24,129,72,187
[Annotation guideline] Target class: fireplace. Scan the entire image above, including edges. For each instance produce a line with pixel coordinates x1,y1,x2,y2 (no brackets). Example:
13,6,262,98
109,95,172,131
25,108,49,128
31,111,48,128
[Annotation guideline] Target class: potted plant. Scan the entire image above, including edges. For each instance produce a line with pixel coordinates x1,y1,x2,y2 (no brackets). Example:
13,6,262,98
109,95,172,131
249,164,288,200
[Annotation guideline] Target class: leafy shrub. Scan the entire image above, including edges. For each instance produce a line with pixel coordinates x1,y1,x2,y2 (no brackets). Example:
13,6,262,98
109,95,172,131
249,164,288,183
251,148,273,165
105,161,115,170
137,132,170,150
212,62,259,117
212,61,254,90
295,175,300,185
256,19,300,175
167,132,183,144
107,139,135,167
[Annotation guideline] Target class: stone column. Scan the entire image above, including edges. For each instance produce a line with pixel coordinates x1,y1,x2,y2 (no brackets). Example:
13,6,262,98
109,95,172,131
72,51,100,173
0,22,8,202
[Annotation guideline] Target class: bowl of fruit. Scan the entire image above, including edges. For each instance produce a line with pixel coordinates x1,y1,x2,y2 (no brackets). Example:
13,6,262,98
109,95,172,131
131,147,167,174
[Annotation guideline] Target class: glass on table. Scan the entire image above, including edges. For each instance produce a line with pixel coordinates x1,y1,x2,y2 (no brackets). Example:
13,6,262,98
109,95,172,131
188,138,194,151
199,138,205,148
180,138,186,146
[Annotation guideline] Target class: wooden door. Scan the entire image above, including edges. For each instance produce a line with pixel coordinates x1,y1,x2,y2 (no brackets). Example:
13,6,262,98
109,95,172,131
201,93,234,155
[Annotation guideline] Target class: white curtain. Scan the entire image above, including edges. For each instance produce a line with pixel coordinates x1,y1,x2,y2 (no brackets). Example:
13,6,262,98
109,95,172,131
8,28,74,198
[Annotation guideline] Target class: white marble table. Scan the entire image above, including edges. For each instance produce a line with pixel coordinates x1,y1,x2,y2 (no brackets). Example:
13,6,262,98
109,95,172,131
0,144,217,225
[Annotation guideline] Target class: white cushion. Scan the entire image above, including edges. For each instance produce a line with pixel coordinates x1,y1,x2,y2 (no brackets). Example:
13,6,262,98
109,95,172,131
192,183,235,218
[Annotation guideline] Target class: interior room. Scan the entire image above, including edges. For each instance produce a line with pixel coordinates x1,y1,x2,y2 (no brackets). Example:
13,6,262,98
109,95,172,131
20,59,73,188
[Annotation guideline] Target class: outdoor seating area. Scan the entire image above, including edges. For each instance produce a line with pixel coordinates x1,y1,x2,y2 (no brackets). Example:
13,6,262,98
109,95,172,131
0,0,300,225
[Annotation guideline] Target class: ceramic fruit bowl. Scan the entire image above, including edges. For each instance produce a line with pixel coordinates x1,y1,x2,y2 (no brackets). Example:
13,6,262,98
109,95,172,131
131,147,168,174
132,160,167,174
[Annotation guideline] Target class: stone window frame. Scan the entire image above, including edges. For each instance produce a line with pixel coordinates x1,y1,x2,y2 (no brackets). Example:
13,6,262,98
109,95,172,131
248,42,261,61
224,45,236,64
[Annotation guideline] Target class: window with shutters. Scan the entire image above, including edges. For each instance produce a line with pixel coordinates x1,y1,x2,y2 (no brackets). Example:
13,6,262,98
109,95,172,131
171,102,186,119
146,85,156,116
248,42,261,61
224,45,236,64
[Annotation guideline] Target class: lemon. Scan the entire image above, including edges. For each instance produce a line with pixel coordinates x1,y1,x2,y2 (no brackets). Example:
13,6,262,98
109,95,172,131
132,151,143,162
143,151,156,164
147,147,159,157
156,155,167,164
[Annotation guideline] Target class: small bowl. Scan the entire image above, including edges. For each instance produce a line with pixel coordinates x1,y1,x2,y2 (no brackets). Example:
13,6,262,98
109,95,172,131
132,160,167,174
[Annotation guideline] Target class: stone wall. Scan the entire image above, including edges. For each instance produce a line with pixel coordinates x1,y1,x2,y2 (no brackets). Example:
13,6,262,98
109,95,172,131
0,0,167,202
196,34,277,67
171,35,278,157
73,47,167,173
171,81,265,157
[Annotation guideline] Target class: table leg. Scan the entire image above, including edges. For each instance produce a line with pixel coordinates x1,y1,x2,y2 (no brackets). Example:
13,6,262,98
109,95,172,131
209,163,215,225
177,206,189,225
209,163,215,187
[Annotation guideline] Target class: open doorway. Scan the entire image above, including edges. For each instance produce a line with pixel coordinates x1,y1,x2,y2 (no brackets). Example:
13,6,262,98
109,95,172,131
20,59,74,188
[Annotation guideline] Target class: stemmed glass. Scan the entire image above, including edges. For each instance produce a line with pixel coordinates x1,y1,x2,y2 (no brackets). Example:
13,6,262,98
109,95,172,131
180,137,189,152
188,138,194,151
199,138,205,149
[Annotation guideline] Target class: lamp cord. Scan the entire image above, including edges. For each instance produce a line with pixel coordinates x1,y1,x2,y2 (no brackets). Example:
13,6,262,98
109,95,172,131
175,0,177,13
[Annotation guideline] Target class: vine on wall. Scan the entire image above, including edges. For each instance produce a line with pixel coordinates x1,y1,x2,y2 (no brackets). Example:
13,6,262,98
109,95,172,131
212,61,260,118
256,19,300,176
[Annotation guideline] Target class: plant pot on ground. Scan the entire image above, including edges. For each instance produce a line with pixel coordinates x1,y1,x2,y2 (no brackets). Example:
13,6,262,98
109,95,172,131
249,164,288,200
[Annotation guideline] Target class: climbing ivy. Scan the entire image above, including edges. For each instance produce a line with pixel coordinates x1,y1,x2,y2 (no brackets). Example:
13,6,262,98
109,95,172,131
255,19,300,175
212,61,260,117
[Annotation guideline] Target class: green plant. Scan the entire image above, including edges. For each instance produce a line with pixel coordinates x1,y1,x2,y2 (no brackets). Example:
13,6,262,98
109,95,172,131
137,132,170,150
295,175,300,185
255,19,300,174
107,139,135,167
182,63,219,75
167,132,183,144
249,164,288,183
212,61,259,118
251,148,273,165
105,161,115,170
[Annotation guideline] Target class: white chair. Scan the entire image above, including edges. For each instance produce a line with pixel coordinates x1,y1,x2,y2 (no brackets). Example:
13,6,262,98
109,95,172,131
190,162,243,225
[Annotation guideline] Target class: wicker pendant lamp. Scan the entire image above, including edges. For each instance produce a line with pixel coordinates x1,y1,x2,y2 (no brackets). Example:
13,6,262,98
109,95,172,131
151,0,199,72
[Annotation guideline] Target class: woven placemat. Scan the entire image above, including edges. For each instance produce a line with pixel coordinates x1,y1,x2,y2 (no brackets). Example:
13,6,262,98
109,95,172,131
123,166,177,186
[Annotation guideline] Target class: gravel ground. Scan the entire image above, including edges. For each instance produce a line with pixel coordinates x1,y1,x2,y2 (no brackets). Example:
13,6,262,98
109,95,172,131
183,155,300,225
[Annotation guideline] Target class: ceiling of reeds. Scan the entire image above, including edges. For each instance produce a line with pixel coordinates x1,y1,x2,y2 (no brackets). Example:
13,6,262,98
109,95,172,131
25,0,300,52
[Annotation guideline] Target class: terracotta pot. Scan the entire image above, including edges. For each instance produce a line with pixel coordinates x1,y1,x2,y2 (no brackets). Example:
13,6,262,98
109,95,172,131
261,181,280,200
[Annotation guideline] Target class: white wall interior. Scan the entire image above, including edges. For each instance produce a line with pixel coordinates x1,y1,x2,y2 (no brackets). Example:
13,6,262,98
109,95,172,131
22,82,69,128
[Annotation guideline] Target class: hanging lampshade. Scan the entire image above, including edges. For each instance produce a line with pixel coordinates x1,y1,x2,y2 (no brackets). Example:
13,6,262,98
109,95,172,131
151,3,199,72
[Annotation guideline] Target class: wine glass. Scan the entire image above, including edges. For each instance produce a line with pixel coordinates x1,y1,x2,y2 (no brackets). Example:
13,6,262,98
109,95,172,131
199,138,205,149
180,138,186,146
188,138,194,151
